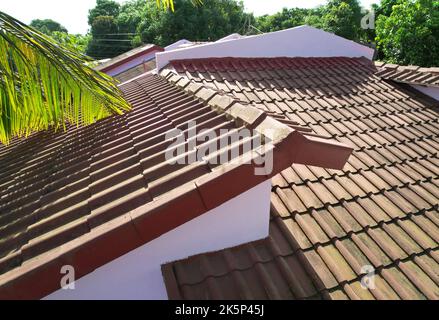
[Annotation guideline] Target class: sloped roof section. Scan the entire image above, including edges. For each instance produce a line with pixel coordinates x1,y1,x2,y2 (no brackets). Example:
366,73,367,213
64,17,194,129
162,216,324,300
95,44,162,73
161,57,439,300
375,61,439,88
0,69,351,299
114,59,156,84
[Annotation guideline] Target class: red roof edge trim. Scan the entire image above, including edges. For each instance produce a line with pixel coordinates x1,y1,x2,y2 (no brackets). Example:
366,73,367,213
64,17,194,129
291,132,354,170
0,143,293,300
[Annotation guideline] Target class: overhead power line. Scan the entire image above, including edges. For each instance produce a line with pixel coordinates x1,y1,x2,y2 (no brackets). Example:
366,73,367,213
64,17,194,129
93,39,133,42
88,44,133,48
93,33,139,36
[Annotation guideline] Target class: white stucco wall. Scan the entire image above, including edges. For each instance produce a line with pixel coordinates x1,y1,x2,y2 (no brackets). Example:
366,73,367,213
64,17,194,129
156,25,375,70
44,180,272,300
165,39,193,51
411,84,439,101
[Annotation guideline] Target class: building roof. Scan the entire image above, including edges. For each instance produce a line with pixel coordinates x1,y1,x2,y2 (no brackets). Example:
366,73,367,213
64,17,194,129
162,216,324,300
160,56,439,300
95,44,162,73
156,26,374,70
114,59,156,84
375,61,439,88
0,69,351,298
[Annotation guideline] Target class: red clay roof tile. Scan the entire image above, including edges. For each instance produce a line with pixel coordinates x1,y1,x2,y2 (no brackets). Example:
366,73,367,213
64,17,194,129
0,67,351,298
375,61,439,88
161,57,439,300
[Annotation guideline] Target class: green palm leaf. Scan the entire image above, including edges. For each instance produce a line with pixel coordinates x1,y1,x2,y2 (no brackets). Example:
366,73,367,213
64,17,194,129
157,0,204,11
0,11,131,145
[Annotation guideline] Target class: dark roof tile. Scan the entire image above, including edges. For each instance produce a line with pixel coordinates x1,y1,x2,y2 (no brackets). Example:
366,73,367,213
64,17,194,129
161,57,439,300
375,61,439,87
1,68,351,299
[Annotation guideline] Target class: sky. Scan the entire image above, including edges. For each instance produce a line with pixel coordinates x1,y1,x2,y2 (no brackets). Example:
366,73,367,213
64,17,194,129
0,0,380,35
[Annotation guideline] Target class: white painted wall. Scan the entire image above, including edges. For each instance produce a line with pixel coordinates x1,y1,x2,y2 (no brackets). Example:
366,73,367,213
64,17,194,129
44,180,272,300
165,39,193,51
217,33,245,42
156,25,375,70
411,84,439,101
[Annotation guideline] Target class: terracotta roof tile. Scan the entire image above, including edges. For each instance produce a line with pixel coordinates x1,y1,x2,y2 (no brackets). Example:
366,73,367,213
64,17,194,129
161,57,439,300
0,64,351,298
375,61,439,87
162,217,323,300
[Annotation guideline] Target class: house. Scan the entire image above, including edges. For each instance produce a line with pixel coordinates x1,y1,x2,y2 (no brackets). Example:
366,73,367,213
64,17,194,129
95,44,164,83
0,26,438,300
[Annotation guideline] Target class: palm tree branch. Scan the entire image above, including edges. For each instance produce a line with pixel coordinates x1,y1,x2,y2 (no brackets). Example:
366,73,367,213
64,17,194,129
0,11,130,145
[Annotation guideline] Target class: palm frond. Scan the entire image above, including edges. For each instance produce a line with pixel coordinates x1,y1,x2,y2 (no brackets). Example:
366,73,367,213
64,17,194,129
0,11,131,145
157,0,204,11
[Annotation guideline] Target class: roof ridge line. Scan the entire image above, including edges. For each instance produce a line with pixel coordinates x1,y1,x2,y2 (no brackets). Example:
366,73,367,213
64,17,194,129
160,68,293,145
160,68,354,171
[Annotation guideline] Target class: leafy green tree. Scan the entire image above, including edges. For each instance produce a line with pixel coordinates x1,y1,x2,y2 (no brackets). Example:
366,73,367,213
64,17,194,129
322,0,363,40
51,32,90,54
373,0,402,16
138,0,253,46
255,8,316,32
117,0,146,34
303,8,326,30
367,0,401,56
88,0,120,25
30,19,68,35
376,0,439,67
254,2,366,39
87,15,129,58
87,0,145,59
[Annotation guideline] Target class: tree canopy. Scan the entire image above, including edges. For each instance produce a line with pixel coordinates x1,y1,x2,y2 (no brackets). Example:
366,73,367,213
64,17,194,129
86,0,252,58
30,18,90,55
88,0,121,25
253,0,438,67
376,0,439,67
322,0,363,40
86,0,140,58
138,0,253,47
30,19,68,35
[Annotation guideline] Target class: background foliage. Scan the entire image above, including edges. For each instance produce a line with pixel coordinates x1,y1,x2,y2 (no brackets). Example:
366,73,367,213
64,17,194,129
137,0,253,47
376,0,439,66
30,19,68,34
30,0,439,65
30,18,90,54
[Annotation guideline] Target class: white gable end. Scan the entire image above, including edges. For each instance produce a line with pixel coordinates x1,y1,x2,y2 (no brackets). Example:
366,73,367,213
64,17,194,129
156,25,375,70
